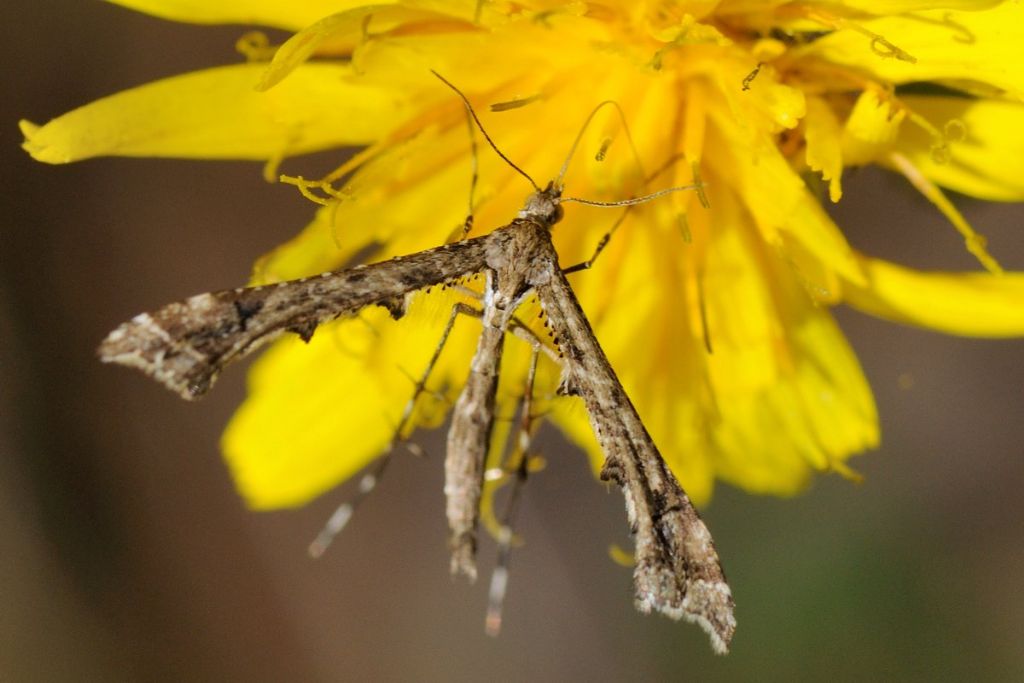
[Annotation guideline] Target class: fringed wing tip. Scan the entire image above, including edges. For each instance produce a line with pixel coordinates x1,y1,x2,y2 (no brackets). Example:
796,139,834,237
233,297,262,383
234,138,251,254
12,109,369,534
97,314,212,400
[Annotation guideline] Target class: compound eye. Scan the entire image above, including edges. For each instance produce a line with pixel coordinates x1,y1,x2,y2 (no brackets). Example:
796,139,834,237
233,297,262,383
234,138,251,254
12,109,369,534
553,204,564,223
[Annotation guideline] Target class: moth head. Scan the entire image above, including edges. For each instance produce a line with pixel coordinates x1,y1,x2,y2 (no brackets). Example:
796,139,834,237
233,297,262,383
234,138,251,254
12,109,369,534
518,181,564,227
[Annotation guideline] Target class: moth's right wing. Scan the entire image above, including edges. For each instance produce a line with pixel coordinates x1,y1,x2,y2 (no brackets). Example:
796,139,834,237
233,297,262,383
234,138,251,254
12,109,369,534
98,236,493,400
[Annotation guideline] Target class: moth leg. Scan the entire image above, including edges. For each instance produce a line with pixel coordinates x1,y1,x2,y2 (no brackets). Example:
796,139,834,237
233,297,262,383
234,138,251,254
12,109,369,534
445,308,504,579
485,348,541,636
560,209,631,275
308,300,483,558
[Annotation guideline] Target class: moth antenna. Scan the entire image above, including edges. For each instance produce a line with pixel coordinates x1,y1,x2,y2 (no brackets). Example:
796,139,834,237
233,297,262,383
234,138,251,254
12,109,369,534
461,96,480,238
560,154,698,275
431,70,540,192
555,100,646,189
309,301,483,558
485,349,540,636
561,183,704,208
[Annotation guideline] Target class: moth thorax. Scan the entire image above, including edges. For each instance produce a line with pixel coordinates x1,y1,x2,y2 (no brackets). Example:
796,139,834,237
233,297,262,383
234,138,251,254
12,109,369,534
517,182,564,227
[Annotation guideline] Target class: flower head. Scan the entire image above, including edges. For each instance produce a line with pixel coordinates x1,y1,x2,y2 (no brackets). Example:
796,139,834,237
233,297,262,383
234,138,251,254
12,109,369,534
23,0,1024,511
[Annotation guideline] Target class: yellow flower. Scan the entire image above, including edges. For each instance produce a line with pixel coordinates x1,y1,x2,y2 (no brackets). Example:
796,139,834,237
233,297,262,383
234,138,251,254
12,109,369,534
22,1,1024,512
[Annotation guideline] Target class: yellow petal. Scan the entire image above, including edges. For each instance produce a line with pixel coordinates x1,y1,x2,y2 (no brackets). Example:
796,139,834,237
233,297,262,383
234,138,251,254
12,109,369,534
827,0,1003,11
700,184,878,494
224,287,477,509
257,5,461,91
257,6,382,91
105,0,367,30
708,306,879,494
840,89,906,167
803,6,1024,99
248,204,363,287
706,105,865,300
22,63,408,163
266,121,492,279
896,94,1024,202
551,170,878,505
842,255,1024,337
716,0,1000,16
887,152,1002,275
804,95,844,202
224,278,560,509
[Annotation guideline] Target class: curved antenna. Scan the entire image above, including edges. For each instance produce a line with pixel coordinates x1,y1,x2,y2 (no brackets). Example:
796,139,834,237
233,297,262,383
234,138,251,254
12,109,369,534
458,97,480,238
555,100,646,188
431,70,540,192
562,183,705,208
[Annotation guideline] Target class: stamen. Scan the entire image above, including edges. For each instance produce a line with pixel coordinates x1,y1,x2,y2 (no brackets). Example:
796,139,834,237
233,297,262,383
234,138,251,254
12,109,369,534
235,31,276,62
869,36,916,63
279,175,333,206
556,100,646,188
941,12,975,44
279,143,392,206
802,9,917,63
929,117,966,165
944,119,967,143
697,271,713,355
889,152,1003,274
677,213,693,244
742,62,763,91
683,82,707,169
899,100,967,166
262,158,281,184
691,162,710,208
927,118,967,164
279,134,419,207
908,12,975,44
490,93,543,112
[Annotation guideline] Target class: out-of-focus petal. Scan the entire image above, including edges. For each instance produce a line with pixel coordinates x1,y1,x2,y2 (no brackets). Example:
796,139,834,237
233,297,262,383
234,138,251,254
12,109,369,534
841,89,906,167
842,256,1024,337
224,288,476,508
707,105,866,301
803,6,1024,100
827,0,1002,11
896,94,1024,201
22,63,408,163
716,0,1001,16
701,184,878,494
105,0,374,30
256,5,463,91
805,95,845,202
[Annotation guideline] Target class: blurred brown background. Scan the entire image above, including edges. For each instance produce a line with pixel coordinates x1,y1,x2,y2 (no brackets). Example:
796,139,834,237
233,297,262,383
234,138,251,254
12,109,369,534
3,3,1023,681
